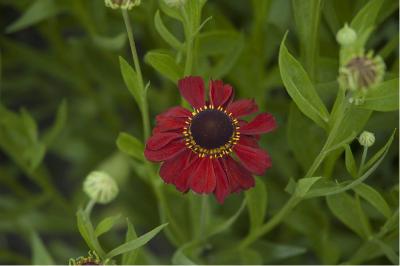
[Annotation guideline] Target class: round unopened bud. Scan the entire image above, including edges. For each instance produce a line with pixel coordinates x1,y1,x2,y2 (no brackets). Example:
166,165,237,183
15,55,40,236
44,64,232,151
336,24,357,46
105,0,140,10
358,131,375,147
164,0,186,8
83,171,119,204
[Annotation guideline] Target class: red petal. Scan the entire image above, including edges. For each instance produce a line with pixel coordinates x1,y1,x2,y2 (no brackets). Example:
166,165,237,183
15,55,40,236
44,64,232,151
147,132,182,150
161,106,192,118
222,156,255,191
154,116,186,133
178,76,205,109
144,139,186,162
239,135,259,148
175,156,202,192
189,158,216,194
159,149,191,183
240,113,277,135
212,159,230,203
226,99,258,118
209,80,233,107
233,142,271,175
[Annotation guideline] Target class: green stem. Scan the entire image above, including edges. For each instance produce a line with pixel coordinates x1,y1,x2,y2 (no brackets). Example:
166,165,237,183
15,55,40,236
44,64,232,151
85,198,96,216
122,9,150,139
358,146,368,176
181,6,193,77
198,196,208,240
239,195,300,249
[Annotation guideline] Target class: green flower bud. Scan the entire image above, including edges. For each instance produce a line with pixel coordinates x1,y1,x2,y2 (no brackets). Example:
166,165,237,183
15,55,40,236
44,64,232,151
83,171,119,204
358,131,375,147
164,0,186,8
336,24,357,46
105,0,140,10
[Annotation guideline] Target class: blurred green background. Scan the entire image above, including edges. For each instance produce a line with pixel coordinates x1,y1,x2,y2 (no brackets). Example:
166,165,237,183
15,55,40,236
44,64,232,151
0,0,398,264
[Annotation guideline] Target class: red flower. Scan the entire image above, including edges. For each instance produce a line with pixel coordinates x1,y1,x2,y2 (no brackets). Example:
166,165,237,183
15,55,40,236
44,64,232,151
145,76,277,203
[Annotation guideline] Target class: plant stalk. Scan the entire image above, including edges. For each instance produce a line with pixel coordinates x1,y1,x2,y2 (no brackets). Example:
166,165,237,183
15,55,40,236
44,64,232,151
122,9,150,139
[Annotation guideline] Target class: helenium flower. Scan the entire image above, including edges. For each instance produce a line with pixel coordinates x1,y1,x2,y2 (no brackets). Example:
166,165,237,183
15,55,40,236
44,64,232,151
144,76,277,203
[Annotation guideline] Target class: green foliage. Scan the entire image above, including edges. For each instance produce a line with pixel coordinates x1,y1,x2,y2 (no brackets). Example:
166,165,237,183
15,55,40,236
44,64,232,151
279,34,330,129
31,232,54,265
0,0,398,265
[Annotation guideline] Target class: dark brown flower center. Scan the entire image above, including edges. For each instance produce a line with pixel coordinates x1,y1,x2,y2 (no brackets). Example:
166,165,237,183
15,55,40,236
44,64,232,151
346,56,377,87
190,109,234,149
183,105,240,158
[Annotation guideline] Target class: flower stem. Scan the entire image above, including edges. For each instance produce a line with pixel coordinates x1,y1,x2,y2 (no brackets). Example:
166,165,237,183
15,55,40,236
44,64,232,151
358,145,368,176
198,196,208,240
238,195,300,249
85,198,96,216
122,9,150,139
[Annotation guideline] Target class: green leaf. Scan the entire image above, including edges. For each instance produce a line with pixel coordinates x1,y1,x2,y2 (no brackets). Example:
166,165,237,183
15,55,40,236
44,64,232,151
43,100,67,146
154,10,182,50
331,105,372,147
105,223,168,260
279,33,329,129
92,33,127,51
245,177,267,231
6,0,60,33
207,199,247,237
31,232,54,265
21,108,38,143
360,79,399,112
294,176,323,198
76,209,105,258
350,0,383,47
344,145,358,178
94,214,121,238
364,129,396,170
326,192,370,238
372,239,399,265
145,50,183,83
253,240,307,264
292,0,321,80
122,219,139,265
353,183,392,219
158,0,182,21
119,56,143,110
306,130,395,198
240,249,263,264
172,243,197,265
116,132,144,161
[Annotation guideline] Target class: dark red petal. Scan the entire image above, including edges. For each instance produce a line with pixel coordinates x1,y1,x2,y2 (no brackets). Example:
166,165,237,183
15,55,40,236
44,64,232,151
239,135,259,148
213,159,230,203
189,158,216,194
161,106,192,118
223,156,255,191
144,139,186,162
209,80,233,107
159,149,191,183
233,142,271,175
226,99,258,118
154,116,186,133
147,132,182,150
240,113,277,135
175,156,202,192
178,76,206,109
